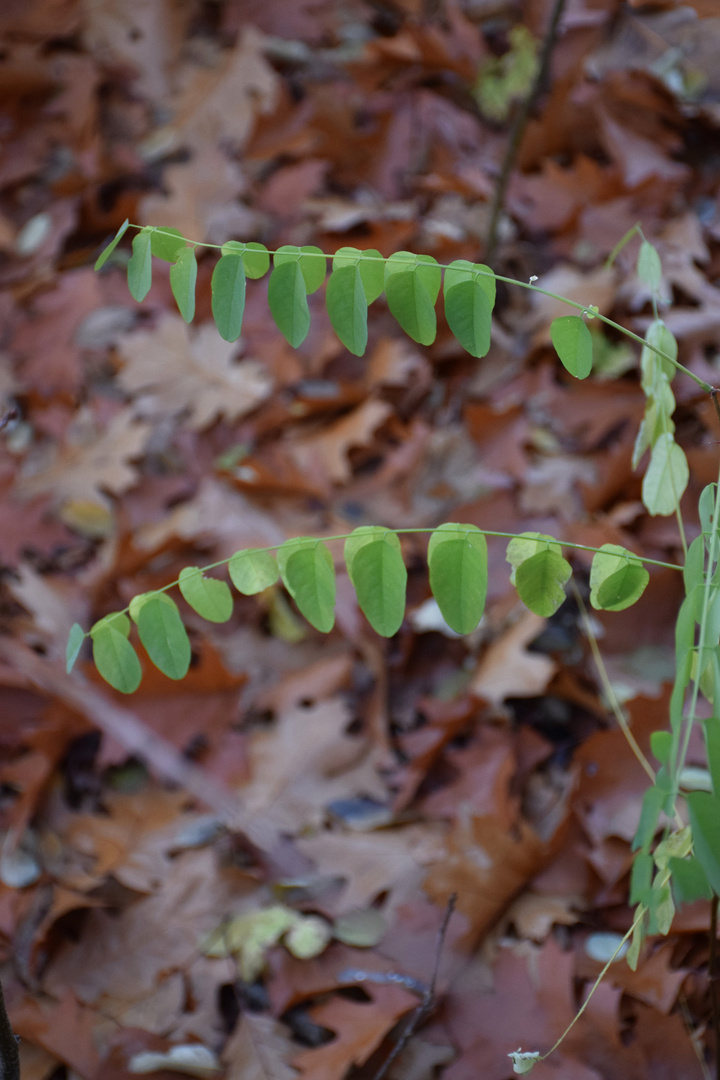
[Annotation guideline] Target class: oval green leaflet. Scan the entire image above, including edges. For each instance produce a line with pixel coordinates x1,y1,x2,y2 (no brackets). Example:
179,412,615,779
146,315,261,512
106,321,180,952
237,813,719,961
90,613,142,694
170,246,197,323
589,544,650,612
428,524,488,634
127,227,153,302
333,247,385,304
278,538,335,633
444,279,492,358
130,592,191,680
268,260,311,347
640,320,677,390
274,245,327,294
179,567,234,622
550,315,593,379
642,432,689,517
94,218,129,271
385,270,436,346
384,252,441,301
229,548,279,594
505,532,562,585
637,240,662,293
326,264,368,356
514,548,572,617
344,529,407,636
443,260,496,307
212,252,246,342
222,240,270,279
686,791,720,896
150,227,186,263
66,622,85,674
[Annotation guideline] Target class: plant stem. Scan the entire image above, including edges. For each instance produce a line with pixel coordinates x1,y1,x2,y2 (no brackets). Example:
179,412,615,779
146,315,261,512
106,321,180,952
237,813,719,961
0,977,20,1080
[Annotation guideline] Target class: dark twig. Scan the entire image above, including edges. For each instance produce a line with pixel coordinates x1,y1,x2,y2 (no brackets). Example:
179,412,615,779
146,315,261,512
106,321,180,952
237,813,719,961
485,0,568,263
0,977,20,1080
710,896,720,1080
370,894,457,1080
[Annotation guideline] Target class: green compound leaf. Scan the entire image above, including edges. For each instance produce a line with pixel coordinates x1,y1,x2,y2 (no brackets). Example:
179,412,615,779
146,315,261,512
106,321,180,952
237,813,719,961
179,567,233,623
268,260,311,347
347,535,407,637
515,548,571,617
687,790,720,896
550,315,593,379
333,247,385,303
385,270,436,346
221,240,270,279
326,264,368,356
212,252,246,342
127,227,153,302
428,524,488,634
506,532,561,585
90,622,142,695
274,245,327,294
169,246,197,323
444,279,492,358
94,218,129,271
150,227,186,263
637,240,662,292
642,432,689,516
283,543,336,633
66,622,85,674
132,592,191,681
589,544,649,611
229,548,278,595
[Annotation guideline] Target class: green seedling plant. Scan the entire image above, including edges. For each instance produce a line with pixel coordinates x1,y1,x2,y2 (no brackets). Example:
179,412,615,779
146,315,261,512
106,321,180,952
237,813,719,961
77,219,720,1074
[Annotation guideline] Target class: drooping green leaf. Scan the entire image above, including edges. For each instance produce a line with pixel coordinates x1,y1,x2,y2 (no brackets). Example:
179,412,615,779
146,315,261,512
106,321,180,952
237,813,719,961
326,264,368,356
385,270,436,346
274,245,327,294
333,247,385,303
150,227,186,263
669,855,713,904
550,315,593,379
229,548,279,595
700,483,718,542
428,524,488,633
344,527,401,585
650,730,672,764
637,240,662,292
351,537,407,636
630,850,653,905
91,612,132,638
91,624,142,693
94,218,129,271
514,548,571,617
589,544,649,611
127,227,153,302
169,246,197,323
221,240,270,279
641,321,677,389
384,251,440,301
133,593,191,680
443,260,496,308
179,567,233,623
683,535,705,597
642,433,689,516
687,790,720,895
66,622,85,674
283,543,336,632
212,253,246,342
632,783,665,851
705,716,720,798
268,260,311,347
444,279,492,358
506,532,562,585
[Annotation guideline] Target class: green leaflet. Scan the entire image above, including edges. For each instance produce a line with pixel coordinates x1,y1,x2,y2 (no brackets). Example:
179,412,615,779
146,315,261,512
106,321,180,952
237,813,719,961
222,240,270,279
385,270,436,346
229,548,279,594
443,260,496,307
344,527,401,585
641,321,677,390
326,264,368,356
550,315,593,379
683,535,705,597
668,856,713,904
179,567,233,623
444,279,492,358
66,622,85,674
637,240,662,292
514,548,571,616
642,433,689,516
127,227,153,302
632,783,665,852
212,253,246,342
589,544,649,611
705,716,720,798
428,524,488,634
506,532,561,585
283,544,336,632
268,260,311,347
349,536,407,636
274,245,327,294
687,790,720,895
94,218,129,271
333,247,385,303
170,246,197,323
131,592,191,680
650,730,672,764
90,613,142,694
384,252,441,301
151,227,186,262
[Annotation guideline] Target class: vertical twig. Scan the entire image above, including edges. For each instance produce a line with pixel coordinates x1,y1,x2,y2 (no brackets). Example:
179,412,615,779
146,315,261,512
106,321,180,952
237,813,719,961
0,977,20,1080
485,0,568,263
710,896,720,1080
